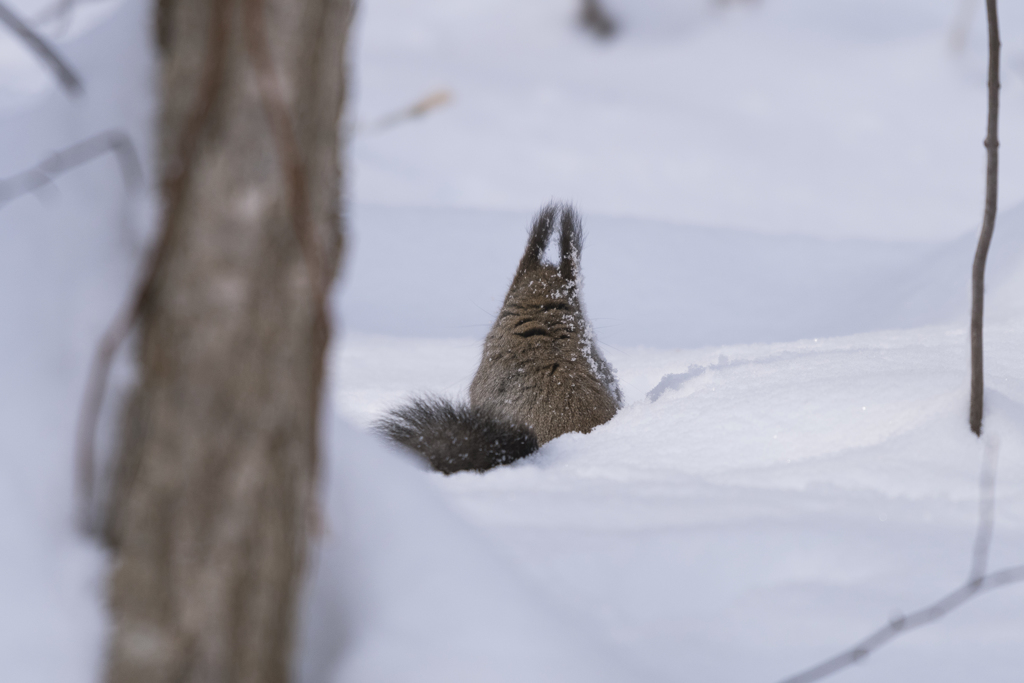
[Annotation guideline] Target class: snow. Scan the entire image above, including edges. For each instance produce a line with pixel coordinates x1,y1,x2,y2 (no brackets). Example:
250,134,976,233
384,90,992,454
327,321,1024,682
299,419,657,683
352,0,1024,241
1,0,1024,682
0,1,153,681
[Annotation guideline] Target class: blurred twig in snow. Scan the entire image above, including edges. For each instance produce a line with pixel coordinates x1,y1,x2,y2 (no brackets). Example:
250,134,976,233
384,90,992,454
775,436,1024,683
0,130,145,532
0,131,144,533
0,129,142,208
0,1,82,95
75,293,136,535
579,0,617,40
360,89,453,134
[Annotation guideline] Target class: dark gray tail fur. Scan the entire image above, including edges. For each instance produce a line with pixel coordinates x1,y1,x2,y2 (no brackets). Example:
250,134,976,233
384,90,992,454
374,395,539,474
376,202,621,474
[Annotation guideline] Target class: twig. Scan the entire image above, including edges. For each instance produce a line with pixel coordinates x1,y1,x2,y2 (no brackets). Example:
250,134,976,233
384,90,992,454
75,0,232,535
777,568,1024,683
969,0,1000,436
0,130,142,208
0,131,142,531
74,302,136,533
775,437,1021,683
983,563,1024,589
360,89,453,134
0,0,82,95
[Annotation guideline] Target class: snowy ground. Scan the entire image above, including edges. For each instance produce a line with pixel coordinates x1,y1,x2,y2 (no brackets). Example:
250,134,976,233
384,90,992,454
1,0,1023,682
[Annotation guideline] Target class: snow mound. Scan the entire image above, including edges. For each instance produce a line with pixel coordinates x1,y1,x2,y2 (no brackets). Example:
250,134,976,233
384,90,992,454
334,320,1024,682
299,417,661,683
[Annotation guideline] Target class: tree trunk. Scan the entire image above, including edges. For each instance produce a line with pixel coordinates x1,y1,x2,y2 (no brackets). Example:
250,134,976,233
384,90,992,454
104,1,353,682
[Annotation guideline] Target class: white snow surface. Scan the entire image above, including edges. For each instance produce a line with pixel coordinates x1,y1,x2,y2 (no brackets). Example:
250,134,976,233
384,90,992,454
1,0,1024,682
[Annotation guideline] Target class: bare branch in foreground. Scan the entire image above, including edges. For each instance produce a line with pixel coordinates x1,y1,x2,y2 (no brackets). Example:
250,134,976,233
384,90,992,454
0,130,143,208
775,436,1022,683
74,301,136,533
0,131,143,532
0,1,82,95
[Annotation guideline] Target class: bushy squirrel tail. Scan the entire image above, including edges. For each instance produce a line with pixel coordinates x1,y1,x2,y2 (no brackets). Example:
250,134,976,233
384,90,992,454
374,395,539,474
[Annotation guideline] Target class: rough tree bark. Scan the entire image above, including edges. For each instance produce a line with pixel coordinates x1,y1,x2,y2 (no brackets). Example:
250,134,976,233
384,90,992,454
969,0,1000,436
104,1,354,682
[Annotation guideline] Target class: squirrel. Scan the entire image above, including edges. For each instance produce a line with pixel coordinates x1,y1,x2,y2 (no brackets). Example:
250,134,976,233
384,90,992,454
375,203,622,474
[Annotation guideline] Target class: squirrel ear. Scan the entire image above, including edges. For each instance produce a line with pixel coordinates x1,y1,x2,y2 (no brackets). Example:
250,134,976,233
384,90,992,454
558,204,582,284
515,203,558,279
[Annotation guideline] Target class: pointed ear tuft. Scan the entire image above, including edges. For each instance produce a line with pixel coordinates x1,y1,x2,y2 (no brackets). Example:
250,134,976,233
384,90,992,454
515,203,558,279
558,203,582,283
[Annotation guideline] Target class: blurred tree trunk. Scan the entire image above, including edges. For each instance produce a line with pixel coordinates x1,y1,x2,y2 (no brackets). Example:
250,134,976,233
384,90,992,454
104,1,353,682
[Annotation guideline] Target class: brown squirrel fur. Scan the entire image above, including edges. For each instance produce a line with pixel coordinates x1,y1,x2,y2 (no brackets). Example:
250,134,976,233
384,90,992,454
376,203,621,473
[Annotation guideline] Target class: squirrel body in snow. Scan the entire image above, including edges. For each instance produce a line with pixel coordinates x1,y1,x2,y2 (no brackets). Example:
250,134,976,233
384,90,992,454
375,203,622,474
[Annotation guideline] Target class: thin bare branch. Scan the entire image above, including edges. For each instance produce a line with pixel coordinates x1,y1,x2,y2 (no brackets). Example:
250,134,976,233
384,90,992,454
74,302,136,533
0,130,142,208
0,131,140,530
777,564,1024,683
775,435,1020,683
772,19,1007,683
983,564,1024,589
969,0,1001,436
0,0,82,95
